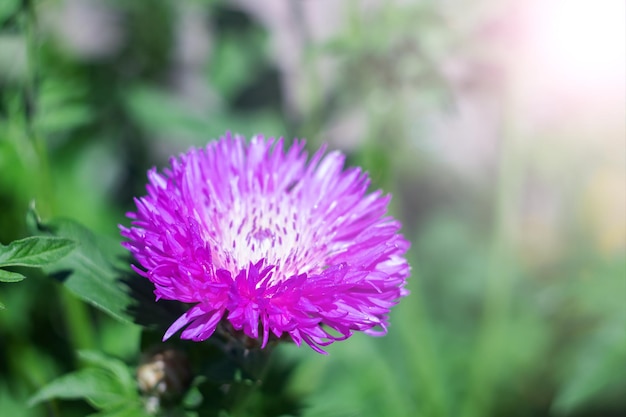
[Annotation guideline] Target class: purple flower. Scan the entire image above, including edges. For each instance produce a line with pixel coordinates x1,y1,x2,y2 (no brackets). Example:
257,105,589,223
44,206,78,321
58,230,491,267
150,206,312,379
120,134,409,353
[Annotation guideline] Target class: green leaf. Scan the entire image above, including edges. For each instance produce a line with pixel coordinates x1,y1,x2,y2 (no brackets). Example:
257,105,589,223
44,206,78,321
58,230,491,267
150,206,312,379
124,86,211,142
0,269,26,282
552,323,626,414
32,217,135,323
29,351,143,413
0,236,76,267
0,0,20,25
36,104,93,135
78,351,136,396
552,263,626,414
30,213,182,328
87,403,152,417
209,33,265,100
124,86,285,145
28,368,130,410
182,386,203,408
36,77,93,135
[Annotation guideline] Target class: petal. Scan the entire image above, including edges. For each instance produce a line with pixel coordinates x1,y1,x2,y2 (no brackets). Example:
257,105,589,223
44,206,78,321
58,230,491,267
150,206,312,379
163,305,206,341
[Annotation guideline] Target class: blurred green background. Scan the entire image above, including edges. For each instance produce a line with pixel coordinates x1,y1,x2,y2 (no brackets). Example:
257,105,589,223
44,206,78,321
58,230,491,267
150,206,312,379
1,0,624,416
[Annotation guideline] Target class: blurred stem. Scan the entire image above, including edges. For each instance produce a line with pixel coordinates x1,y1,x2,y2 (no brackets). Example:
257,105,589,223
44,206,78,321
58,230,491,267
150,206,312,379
61,288,97,351
228,349,275,417
21,0,97,353
288,0,324,139
8,342,61,417
398,282,449,417
22,0,54,217
460,74,522,417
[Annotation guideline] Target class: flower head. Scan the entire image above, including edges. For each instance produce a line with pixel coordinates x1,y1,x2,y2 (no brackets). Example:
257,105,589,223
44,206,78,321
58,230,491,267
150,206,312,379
120,134,409,353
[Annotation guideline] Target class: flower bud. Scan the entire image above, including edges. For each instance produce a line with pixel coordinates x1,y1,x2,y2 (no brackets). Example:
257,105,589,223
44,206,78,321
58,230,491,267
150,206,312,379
137,347,192,404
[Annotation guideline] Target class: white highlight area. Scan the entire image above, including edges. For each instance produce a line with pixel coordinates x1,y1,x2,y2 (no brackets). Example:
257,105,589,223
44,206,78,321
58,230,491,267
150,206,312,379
526,0,626,91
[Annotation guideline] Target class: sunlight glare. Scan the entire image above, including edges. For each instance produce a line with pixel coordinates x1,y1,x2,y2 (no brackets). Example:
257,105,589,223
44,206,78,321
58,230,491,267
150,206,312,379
527,0,626,90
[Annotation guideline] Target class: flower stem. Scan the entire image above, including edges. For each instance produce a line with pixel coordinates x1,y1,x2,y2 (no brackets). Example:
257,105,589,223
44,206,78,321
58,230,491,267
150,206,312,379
460,72,523,417
228,348,275,417
21,0,53,217
397,287,450,416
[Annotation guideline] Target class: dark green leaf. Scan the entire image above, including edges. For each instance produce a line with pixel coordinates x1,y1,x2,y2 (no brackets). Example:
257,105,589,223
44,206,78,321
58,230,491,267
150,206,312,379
33,218,134,323
30,214,182,328
0,269,25,282
0,236,76,267
87,403,152,417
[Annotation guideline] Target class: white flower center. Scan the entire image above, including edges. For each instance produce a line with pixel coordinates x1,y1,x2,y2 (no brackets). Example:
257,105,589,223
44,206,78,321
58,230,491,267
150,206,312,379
202,190,330,283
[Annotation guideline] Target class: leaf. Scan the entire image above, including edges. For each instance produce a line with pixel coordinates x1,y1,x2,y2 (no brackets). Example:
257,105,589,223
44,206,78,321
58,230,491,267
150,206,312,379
36,104,93,135
124,86,285,144
552,263,626,414
36,77,93,135
209,33,264,100
28,368,129,409
124,86,211,141
31,217,135,323
29,213,182,328
0,269,25,282
182,386,203,408
29,351,144,413
0,236,76,267
552,323,626,414
78,351,136,396
0,0,20,25
87,403,152,417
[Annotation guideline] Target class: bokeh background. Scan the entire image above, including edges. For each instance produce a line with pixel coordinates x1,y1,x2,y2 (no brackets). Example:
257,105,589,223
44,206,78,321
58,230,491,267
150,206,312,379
1,0,624,416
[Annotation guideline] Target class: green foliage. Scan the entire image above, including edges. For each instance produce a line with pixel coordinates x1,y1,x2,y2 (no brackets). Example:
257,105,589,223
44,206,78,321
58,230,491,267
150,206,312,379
28,211,182,329
0,269,25,283
29,214,137,324
0,0,20,25
124,85,286,145
29,350,149,416
0,236,76,269
551,259,626,414
36,77,94,138
208,23,268,101
0,235,76,308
